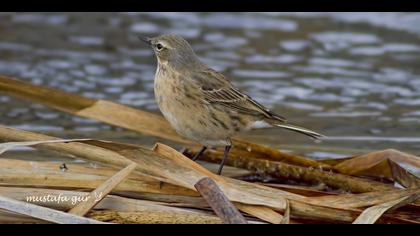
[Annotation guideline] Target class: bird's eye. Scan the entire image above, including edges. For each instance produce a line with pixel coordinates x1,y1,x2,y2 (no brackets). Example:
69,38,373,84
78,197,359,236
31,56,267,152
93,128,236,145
156,43,164,51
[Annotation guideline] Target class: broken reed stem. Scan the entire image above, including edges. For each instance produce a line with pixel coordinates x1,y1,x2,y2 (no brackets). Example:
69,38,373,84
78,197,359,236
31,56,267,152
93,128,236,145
194,177,248,224
69,162,138,216
0,158,196,196
234,203,285,224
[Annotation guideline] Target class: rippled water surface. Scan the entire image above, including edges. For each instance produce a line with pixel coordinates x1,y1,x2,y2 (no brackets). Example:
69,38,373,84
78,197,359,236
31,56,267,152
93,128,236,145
1,12,420,157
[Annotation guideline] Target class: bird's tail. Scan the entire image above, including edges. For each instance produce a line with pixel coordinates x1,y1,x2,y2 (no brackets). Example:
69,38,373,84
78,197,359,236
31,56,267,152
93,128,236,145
273,123,325,139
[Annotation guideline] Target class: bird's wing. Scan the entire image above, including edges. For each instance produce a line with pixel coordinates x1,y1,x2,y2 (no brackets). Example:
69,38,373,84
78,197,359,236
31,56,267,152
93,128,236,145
195,68,287,122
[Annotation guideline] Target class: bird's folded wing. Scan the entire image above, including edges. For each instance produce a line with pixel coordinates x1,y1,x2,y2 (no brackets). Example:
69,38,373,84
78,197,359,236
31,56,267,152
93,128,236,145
201,86,287,122
192,68,287,122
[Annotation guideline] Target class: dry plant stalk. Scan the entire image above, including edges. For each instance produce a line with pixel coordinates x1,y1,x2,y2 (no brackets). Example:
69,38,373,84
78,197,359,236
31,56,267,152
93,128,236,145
0,164,195,196
69,162,138,216
87,210,222,224
0,210,49,224
0,139,91,155
189,148,394,193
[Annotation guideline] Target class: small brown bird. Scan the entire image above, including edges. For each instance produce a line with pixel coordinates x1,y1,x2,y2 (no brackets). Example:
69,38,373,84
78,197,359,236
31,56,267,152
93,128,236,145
141,34,324,175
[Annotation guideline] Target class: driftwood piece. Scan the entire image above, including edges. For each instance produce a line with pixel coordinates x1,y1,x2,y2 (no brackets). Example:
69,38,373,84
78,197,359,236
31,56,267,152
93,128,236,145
194,177,247,224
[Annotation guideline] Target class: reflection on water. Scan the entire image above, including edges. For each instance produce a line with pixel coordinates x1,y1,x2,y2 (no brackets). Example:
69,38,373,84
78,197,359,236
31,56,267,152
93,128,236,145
1,12,420,157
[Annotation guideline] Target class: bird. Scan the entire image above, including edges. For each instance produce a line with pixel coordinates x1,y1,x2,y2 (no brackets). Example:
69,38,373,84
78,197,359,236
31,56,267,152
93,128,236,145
140,34,324,175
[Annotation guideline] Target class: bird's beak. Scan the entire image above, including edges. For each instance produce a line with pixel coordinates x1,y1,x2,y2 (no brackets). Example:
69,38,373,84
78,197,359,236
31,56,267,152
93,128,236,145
138,36,152,45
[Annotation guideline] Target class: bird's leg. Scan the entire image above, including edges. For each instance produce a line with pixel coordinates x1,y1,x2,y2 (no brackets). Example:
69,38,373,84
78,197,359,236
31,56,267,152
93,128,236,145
192,146,207,161
217,144,232,175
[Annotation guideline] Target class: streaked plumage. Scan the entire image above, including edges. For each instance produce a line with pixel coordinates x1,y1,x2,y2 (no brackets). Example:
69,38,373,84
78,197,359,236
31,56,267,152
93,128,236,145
141,34,324,174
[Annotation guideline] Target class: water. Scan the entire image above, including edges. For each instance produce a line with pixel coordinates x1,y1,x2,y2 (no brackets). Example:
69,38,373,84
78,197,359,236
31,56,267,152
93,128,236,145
1,12,420,158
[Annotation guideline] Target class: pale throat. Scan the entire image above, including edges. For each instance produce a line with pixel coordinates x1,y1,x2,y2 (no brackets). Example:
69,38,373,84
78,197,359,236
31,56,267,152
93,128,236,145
157,57,169,67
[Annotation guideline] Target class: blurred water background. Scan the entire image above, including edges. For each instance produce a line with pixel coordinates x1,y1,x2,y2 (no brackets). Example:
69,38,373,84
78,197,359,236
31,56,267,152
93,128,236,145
1,12,420,159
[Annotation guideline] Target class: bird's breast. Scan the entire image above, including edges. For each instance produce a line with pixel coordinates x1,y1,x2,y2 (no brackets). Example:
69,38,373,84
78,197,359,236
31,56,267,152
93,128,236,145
154,69,198,124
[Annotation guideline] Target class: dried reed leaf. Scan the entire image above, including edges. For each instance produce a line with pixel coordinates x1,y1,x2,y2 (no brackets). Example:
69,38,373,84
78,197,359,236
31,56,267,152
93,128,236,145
0,195,106,224
231,140,331,169
77,100,191,144
0,139,91,155
152,143,304,205
0,210,49,224
125,143,293,210
260,183,336,197
198,161,251,177
0,158,158,184
388,160,420,188
334,149,420,175
305,187,420,209
110,192,209,208
280,200,290,224
0,164,195,196
353,192,420,224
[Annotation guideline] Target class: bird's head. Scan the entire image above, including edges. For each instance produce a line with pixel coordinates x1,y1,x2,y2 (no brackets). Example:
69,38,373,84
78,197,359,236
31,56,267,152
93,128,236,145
139,34,201,70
